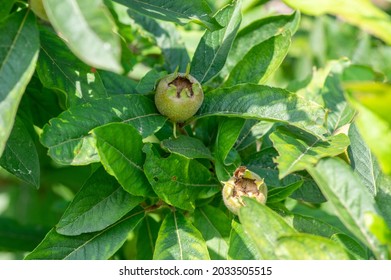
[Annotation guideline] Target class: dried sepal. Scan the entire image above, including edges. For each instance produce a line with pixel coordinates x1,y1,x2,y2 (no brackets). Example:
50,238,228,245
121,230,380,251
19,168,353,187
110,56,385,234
222,166,267,215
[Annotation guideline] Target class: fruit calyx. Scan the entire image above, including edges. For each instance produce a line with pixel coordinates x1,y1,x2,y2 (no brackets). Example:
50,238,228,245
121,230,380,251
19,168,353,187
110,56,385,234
222,166,267,215
169,76,194,98
154,68,204,123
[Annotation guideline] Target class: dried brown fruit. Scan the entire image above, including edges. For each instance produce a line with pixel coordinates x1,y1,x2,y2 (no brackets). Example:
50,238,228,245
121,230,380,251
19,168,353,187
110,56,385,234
222,166,267,215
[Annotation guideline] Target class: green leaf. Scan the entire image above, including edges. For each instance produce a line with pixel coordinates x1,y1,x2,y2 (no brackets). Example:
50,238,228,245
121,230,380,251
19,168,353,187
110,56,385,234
348,123,381,195
0,0,14,21
267,181,303,204
43,0,123,73
161,136,212,159
275,234,352,260
153,211,210,260
320,73,355,134
56,167,144,235
244,147,326,203
115,0,221,31
136,215,160,260
283,0,391,45
270,127,350,178
37,27,108,107
331,233,368,260
345,82,391,174
235,120,274,151
375,175,391,228
225,32,291,86
364,212,391,250
99,70,138,95
215,118,245,164
136,69,166,94
128,10,190,73
213,117,244,181
0,117,40,188
284,213,342,238
308,157,390,259
40,94,166,165
0,217,47,252
342,64,385,83
228,219,261,260
197,84,327,137
239,198,296,259
215,150,241,183
223,11,300,76
294,59,347,105
190,0,241,83
25,209,144,260
0,10,39,157
23,77,62,128
143,144,219,211
193,206,231,260
295,61,356,135
93,123,154,197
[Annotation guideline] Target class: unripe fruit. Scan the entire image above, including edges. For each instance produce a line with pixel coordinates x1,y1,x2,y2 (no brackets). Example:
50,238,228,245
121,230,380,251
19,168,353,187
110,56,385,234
29,0,49,21
222,166,267,215
155,72,204,122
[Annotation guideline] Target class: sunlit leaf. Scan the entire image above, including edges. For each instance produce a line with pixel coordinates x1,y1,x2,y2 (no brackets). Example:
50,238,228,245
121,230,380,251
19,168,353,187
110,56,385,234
191,0,241,83
194,206,230,260
114,0,221,31
197,84,327,137
348,124,381,195
25,209,145,260
276,234,352,260
153,211,210,260
143,144,219,211
308,158,390,259
161,136,212,159
270,127,350,178
93,123,154,197
56,167,144,235
228,219,261,260
239,198,296,259
40,95,166,165
223,11,300,75
225,32,291,86
37,27,108,107
44,0,123,73
0,10,39,156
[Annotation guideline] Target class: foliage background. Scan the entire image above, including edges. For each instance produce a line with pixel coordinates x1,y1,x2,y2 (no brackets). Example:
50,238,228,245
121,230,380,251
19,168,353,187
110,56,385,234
1,0,391,260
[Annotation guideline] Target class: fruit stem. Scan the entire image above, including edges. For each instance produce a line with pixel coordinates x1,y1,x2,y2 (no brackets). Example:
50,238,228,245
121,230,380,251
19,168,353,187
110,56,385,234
173,121,178,138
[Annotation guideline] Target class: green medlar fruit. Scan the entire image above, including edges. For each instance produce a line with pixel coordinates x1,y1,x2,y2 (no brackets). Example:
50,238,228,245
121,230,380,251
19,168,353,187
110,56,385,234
222,166,267,215
155,71,204,123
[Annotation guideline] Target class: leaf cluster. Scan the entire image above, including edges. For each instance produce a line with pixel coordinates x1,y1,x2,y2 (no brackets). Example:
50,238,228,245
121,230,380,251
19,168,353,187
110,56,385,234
0,0,391,260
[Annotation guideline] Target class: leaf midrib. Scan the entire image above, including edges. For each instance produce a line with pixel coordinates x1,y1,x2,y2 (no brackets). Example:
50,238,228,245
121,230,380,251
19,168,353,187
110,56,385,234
282,138,320,177
63,210,144,259
0,10,29,87
127,0,206,20
199,4,239,83
95,134,143,172
173,211,184,260
57,186,123,231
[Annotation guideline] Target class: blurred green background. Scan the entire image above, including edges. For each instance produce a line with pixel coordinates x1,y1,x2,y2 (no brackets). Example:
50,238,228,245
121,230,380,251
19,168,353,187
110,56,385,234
1,0,391,259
